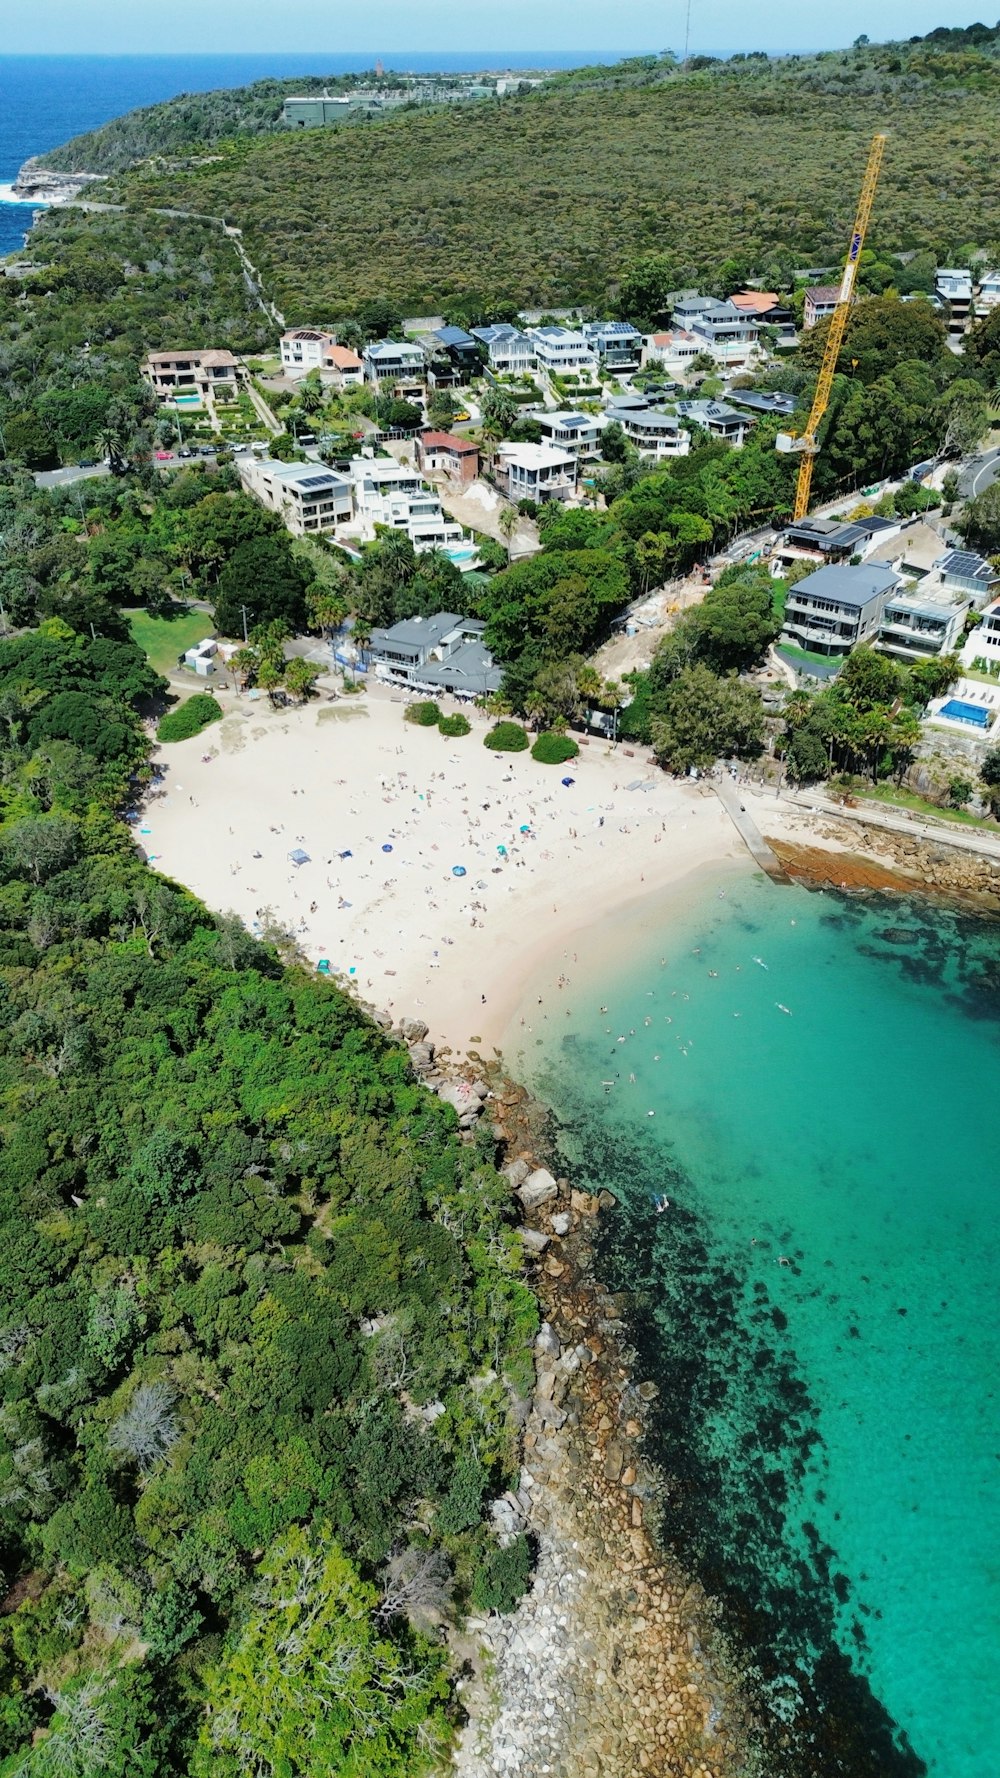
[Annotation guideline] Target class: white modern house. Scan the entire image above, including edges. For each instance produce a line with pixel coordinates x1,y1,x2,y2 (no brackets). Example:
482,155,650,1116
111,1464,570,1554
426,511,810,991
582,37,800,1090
603,404,691,460
348,458,466,553
935,268,973,341
675,399,754,444
670,294,761,366
876,582,970,664
530,410,603,459
497,442,576,501
976,270,1000,314
781,563,902,658
238,457,354,536
280,328,338,374
526,326,599,377
962,598,1000,674
470,323,537,374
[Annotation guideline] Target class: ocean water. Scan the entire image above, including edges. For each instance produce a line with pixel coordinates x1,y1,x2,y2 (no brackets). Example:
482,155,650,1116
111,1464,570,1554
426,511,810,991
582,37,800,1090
509,869,1000,1778
0,51,610,256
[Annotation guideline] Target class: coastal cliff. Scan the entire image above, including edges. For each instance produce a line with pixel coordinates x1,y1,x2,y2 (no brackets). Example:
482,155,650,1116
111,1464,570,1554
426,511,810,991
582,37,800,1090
11,157,105,204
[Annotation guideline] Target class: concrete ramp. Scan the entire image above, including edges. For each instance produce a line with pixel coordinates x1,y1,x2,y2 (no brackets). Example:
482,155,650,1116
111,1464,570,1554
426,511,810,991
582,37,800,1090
712,777,790,883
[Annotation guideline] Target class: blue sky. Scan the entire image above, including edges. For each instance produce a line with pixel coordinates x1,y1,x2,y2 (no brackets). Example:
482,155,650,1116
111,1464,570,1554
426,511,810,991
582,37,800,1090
3,0,986,55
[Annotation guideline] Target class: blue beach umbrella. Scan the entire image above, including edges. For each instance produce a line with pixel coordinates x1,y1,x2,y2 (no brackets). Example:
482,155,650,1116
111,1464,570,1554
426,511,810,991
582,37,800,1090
452,865,467,877
382,843,393,852
561,776,575,786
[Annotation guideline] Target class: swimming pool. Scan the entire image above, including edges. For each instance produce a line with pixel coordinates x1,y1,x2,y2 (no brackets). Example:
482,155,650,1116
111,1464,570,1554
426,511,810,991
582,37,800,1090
446,546,478,562
938,698,994,728
174,393,202,407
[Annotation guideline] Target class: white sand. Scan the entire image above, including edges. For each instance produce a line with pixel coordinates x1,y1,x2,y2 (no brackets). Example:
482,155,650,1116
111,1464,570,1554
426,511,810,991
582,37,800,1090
139,688,784,1056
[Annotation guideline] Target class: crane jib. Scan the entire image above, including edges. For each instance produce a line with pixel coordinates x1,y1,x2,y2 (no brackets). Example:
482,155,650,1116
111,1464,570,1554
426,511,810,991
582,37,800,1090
849,231,863,262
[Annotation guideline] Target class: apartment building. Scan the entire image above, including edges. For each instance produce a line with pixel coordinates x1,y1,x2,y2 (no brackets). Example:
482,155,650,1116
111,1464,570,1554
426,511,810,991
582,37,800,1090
238,458,353,536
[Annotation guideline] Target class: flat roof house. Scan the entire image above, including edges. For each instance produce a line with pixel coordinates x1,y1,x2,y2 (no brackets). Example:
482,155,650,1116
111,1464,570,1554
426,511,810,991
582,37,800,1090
141,349,243,403
803,285,841,329
498,441,576,501
363,340,426,384
368,612,501,695
727,389,797,417
936,268,973,341
280,328,337,375
471,324,537,374
775,514,902,571
670,294,760,365
878,582,970,664
416,430,479,483
961,597,1000,674
976,270,1000,314
582,320,643,370
431,325,481,377
239,458,353,537
526,326,599,377
530,410,603,459
348,457,466,553
675,399,753,445
781,562,901,658
604,404,691,460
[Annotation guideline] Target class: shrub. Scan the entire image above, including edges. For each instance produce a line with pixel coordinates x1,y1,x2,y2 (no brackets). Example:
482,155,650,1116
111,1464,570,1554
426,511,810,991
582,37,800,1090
404,700,441,727
438,712,471,737
484,720,529,752
531,732,579,765
471,1533,533,1614
156,693,223,743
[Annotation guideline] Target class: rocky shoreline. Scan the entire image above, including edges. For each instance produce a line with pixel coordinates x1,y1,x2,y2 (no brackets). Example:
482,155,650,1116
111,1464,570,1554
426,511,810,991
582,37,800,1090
772,824,1000,913
448,1076,757,1778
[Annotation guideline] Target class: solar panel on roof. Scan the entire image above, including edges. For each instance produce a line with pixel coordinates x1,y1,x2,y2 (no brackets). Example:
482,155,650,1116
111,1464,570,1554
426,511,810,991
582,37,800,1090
942,550,990,576
298,474,335,488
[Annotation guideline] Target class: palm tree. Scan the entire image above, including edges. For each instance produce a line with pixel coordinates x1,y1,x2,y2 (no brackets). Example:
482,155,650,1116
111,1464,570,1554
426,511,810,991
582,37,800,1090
498,505,518,561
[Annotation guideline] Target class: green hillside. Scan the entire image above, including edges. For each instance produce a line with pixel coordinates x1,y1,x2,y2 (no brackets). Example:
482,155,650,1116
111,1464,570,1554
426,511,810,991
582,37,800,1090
82,34,1000,321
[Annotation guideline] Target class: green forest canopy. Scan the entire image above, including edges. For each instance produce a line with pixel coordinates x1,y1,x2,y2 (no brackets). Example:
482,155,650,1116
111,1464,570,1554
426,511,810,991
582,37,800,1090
66,36,1000,319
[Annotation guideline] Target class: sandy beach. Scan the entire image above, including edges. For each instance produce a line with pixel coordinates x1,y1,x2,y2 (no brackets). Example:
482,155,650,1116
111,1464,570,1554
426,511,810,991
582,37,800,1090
138,687,801,1054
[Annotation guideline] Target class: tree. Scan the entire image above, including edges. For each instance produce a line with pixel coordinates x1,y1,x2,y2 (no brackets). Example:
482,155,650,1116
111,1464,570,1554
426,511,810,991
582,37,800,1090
479,385,518,436
107,1383,179,1475
213,537,313,637
283,658,320,702
601,420,628,463
2,815,79,884
2,410,59,471
957,481,1000,554
693,568,781,671
942,380,990,458
650,664,764,771
194,1524,448,1778
498,505,518,561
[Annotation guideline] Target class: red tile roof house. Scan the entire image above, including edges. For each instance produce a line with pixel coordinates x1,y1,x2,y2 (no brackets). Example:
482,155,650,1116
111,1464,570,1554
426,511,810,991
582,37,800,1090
416,431,479,484
321,344,365,385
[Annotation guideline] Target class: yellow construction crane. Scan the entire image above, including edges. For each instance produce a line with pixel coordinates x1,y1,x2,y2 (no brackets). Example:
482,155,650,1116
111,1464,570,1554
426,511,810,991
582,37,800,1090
776,132,887,520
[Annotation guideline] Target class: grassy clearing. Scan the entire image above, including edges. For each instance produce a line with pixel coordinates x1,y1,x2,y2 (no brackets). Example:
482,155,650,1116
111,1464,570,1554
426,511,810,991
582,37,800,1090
128,608,213,677
856,784,998,831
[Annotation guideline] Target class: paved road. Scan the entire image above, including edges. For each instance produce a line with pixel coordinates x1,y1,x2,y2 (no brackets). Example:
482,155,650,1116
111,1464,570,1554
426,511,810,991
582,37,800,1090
34,462,112,489
958,447,1000,500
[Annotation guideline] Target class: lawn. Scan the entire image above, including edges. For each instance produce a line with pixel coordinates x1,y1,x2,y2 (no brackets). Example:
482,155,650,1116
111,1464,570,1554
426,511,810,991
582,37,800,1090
128,607,213,676
856,784,998,831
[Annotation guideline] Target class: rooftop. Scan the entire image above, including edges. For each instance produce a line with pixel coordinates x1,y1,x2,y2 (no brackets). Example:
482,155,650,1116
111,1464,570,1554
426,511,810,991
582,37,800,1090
325,344,363,368
420,430,477,452
434,324,477,348
727,389,796,415
790,563,900,609
498,442,575,469
253,459,350,491
806,285,842,305
937,548,997,584
371,612,468,649
283,327,332,342
606,405,681,433
730,290,780,310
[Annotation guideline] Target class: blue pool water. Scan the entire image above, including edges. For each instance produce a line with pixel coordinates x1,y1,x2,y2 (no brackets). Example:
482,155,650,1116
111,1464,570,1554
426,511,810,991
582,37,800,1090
508,868,1000,1778
939,699,992,727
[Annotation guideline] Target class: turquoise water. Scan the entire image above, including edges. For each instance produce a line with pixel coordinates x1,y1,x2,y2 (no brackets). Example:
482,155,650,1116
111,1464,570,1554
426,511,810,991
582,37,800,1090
509,869,1000,1778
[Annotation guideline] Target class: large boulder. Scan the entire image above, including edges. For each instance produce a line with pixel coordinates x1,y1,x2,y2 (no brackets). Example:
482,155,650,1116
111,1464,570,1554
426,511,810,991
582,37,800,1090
517,1167,558,1209
501,1158,530,1188
398,1016,429,1042
408,1041,435,1075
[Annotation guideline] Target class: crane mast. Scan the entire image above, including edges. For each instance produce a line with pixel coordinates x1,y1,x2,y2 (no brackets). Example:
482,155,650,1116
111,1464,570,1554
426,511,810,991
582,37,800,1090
776,133,887,520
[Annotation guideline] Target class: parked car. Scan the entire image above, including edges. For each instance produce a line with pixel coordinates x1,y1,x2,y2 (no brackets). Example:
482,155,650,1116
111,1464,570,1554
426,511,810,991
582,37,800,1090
199,445,216,457
155,450,173,461
177,447,194,459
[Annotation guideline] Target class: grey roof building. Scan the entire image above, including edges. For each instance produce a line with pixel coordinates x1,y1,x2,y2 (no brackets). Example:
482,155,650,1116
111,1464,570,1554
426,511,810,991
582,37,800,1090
368,612,502,695
727,389,797,416
781,563,901,658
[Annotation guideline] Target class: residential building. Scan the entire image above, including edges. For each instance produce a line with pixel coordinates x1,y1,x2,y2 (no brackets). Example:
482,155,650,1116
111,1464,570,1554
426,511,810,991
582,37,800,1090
643,329,701,378
582,320,643,371
675,399,754,444
877,581,970,663
961,598,1000,674
322,344,364,385
976,270,1000,314
670,294,760,365
363,340,426,384
368,612,502,695
603,404,691,460
935,548,999,603
729,291,797,341
238,457,353,536
431,325,481,377
280,327,337,375
526,326,600,377
773,514,902,573
416,431,479,483
803,285,841,329
781,562,901,657
530,410,604,459
141,349,244,402
727,389,796,417
471,324,537,375
347,458,466,552
497,441,576,501
935,268,973,341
